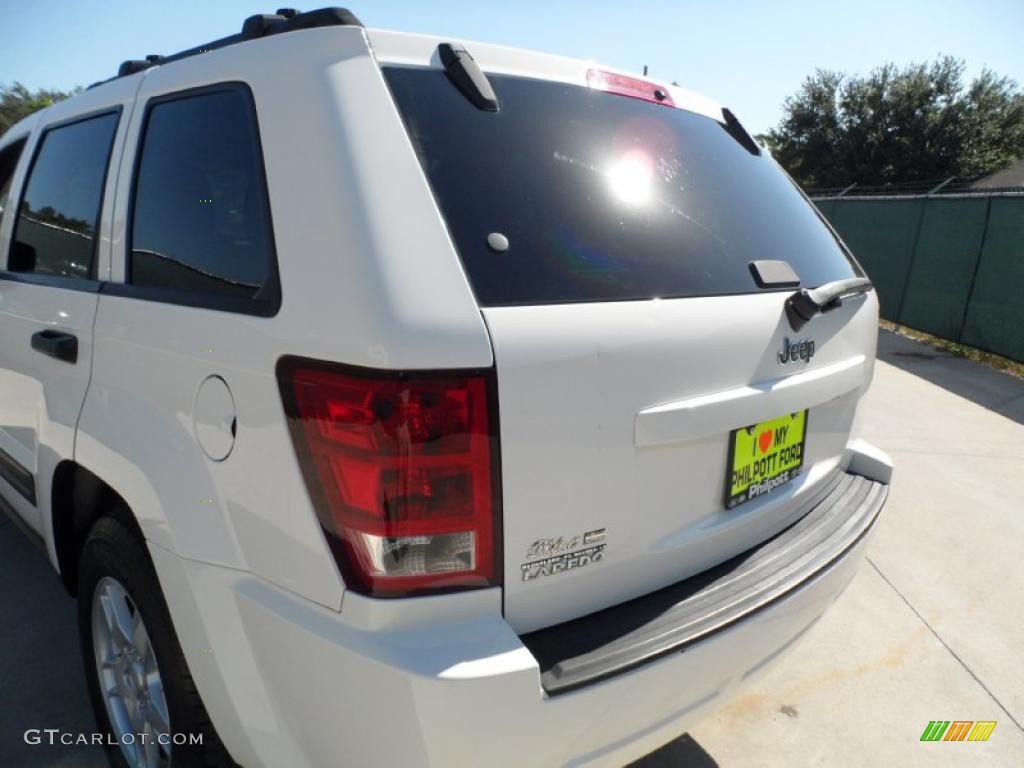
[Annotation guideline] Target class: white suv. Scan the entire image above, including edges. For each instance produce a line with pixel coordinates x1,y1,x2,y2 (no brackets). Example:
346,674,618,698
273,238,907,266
0,8,892,768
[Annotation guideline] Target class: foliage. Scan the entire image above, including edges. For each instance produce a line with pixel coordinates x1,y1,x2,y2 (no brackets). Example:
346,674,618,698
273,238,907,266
762,57,1024,189
1,82,77,135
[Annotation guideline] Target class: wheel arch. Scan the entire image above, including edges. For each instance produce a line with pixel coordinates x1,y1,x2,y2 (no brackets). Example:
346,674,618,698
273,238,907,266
51,460,146,596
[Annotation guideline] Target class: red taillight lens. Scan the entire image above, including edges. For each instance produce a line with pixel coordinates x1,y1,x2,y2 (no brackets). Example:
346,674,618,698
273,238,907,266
278,358,500,598
587,68,676,107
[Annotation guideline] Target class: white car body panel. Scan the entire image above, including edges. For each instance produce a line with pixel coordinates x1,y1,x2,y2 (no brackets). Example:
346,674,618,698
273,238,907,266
0,19,893,768
149,471,883,768
487,291,879,632
78,27,494,608
0,77,137,549
366,28,728,124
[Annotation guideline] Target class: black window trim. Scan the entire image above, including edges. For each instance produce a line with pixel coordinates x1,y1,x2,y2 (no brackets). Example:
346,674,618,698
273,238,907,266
2,105,123,289
112,80,282,318
0,134,29,160
0,136,30,276
0,134,29,209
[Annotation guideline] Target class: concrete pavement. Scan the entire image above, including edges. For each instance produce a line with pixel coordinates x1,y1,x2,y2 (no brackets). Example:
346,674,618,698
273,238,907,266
676,329,1024,766
1,329,1022,766
0,510,105,766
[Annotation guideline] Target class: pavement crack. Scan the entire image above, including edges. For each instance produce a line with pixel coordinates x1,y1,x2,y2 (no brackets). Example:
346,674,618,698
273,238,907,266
866,556,1023,733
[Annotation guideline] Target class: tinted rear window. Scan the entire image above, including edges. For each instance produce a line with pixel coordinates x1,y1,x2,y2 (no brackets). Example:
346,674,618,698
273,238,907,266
130,86,277,311
384,67,857,306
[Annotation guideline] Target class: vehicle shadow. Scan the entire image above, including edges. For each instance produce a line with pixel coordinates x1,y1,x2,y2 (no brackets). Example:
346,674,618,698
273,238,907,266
629,733,719,767
875,328,1024,425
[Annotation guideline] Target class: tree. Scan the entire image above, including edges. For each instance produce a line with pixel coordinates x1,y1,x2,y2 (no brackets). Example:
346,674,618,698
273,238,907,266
1,83,77,135
762,57,1024,189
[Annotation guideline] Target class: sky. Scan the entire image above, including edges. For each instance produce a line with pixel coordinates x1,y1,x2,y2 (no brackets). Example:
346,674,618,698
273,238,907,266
1,0,1022,135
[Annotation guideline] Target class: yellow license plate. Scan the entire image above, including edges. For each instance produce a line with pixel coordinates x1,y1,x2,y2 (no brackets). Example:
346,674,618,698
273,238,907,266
725,410,807,509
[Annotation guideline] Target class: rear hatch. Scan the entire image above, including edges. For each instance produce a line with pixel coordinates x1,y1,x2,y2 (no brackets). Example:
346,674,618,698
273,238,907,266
382,56,877,634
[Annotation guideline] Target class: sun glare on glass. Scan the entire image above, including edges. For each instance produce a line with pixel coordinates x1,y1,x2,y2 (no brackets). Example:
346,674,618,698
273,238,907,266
606,149,654,206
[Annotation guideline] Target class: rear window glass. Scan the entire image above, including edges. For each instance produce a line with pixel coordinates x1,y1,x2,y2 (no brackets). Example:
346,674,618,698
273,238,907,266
384,67,857,306
130,86,277,310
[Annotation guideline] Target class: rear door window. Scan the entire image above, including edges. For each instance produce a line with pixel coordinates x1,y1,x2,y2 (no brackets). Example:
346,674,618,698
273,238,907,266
9,113,119,279
128,85,278,314
384,67,858,306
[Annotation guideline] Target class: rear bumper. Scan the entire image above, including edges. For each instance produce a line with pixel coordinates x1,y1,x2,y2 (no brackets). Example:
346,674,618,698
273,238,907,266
152,453,889,768
523,471,887,694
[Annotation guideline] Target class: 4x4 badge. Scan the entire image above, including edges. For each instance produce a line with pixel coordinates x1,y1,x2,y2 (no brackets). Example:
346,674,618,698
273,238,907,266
778,336,815,364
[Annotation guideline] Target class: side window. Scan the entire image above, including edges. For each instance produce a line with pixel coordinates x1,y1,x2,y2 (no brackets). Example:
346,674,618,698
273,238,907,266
129,86,278,312
0,138,26,222
9,113,119,279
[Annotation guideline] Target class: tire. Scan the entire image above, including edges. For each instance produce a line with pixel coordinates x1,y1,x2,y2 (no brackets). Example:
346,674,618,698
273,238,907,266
77,516,236,768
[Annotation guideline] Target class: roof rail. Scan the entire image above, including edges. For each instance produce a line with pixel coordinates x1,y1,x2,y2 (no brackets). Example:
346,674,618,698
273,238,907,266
91,7,362,89
117,55,165,78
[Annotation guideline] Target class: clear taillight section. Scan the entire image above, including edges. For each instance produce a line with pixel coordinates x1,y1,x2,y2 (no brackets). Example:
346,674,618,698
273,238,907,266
278,357,501,597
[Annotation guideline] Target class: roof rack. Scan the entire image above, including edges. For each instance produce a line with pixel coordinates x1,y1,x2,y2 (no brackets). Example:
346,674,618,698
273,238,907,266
91,7,362,89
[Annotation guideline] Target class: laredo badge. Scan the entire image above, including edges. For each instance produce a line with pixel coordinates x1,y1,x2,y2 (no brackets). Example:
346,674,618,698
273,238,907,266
521,528,606,581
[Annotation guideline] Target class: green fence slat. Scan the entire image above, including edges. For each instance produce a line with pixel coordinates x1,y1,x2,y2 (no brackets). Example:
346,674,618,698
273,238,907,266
961,197,1024,362
898,198,989,339
814,198,838,221
825,199,923,319
811,192,1022,362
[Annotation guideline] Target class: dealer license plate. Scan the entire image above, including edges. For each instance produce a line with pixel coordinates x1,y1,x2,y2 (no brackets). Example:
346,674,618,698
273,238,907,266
725,410,807,509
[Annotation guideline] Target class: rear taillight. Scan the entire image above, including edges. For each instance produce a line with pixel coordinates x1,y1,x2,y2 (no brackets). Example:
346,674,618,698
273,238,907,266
278,358,501,598
587,68,676,107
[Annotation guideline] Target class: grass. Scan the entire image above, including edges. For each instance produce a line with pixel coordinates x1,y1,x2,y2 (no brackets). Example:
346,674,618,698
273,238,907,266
878,319,1024,379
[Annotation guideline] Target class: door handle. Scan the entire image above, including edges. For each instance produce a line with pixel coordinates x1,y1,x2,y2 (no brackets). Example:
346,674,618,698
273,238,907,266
31,329,78,364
